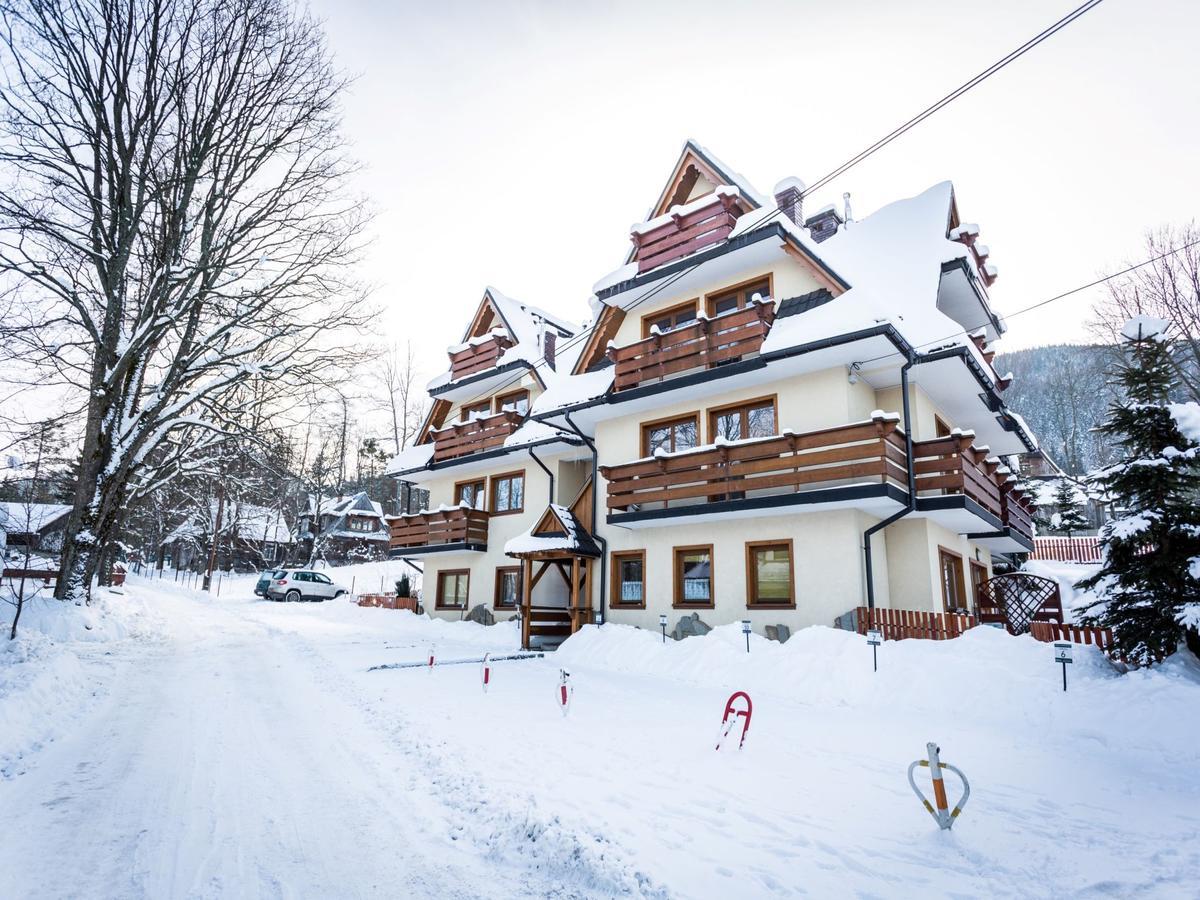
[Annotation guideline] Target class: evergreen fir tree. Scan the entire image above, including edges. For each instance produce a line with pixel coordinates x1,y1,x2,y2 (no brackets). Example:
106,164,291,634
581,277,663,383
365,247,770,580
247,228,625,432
1078,318,1200,663
1052,478,1089,538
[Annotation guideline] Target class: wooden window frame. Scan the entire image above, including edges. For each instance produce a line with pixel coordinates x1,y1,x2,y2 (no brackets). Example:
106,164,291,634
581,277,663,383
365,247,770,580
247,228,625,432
935,415,953,438
937,546,967,614
461,400,491,421
672,543,715,609
436,569,470,610
488,469,526,516
494,388,530,415
641,298,699,338
706,394,779,443
745,539,796,609
968,559,988,613
454,477,487,509
610,550,647,609
493,565,522,610
704,274,773,318
640,411,700,458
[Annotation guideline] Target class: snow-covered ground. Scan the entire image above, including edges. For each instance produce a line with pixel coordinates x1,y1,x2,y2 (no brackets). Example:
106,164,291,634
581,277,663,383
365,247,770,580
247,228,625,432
2,568,1198,898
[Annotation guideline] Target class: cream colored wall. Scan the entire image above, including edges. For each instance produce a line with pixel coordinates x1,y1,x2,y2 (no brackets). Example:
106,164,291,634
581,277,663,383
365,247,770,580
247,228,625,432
607,257,827,349
443,370,544,422
874,383,956,442
600,508,868,633
883,517,992,613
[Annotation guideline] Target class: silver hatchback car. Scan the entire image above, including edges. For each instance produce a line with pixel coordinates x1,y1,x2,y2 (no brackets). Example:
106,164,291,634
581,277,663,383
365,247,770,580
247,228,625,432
266,569,348,602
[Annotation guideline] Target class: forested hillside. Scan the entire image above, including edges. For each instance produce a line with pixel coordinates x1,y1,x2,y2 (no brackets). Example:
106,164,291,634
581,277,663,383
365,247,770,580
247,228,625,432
995,343,1122,475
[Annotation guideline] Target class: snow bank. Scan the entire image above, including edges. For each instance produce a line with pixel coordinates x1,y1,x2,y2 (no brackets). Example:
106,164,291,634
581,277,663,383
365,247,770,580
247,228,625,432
1022,559,1102,621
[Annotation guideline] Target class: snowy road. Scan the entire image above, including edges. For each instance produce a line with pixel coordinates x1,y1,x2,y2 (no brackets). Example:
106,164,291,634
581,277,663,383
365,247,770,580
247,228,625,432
0,591,567,900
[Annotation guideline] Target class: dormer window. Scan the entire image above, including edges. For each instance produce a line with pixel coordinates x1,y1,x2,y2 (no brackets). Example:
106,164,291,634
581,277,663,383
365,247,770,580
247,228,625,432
495,389,530,415
707,278,771,317
643,300,698,337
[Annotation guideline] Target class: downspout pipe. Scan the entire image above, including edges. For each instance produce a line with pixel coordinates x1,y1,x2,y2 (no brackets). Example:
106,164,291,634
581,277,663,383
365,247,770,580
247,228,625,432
527,445,555,507
863,354,918,611
562,411,608,626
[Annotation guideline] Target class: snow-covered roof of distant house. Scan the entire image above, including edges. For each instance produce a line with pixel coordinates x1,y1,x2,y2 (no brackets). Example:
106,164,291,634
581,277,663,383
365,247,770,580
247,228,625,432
0,501,71,533
303,492,385,520
503,504,601,557
426,287,583,392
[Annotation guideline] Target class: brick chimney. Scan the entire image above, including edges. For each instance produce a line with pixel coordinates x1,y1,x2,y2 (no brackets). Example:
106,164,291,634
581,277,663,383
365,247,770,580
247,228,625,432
773,176,806,226
803,205,844,243
544,330,556,370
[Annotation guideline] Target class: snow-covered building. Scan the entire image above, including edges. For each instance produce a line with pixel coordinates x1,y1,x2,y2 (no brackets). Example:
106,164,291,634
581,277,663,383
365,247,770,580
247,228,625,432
0,501,72,557
295,492,389,564
387,140,1039,647
163,501,293,572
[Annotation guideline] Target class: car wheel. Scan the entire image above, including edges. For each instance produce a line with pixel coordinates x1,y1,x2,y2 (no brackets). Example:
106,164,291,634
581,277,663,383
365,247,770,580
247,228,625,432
285,589,301,603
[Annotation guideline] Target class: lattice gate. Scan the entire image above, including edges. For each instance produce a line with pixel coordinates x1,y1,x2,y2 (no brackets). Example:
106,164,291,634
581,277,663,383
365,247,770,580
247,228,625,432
976,572,1063,635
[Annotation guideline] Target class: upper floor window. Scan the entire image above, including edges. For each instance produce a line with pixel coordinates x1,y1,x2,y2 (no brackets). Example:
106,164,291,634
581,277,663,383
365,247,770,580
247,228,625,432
709,397,776,442
490,471,525,514
642,414,699,457
643,300,698,337
706,277,771,318
495,389,530,416
347,517,375,533
462,400,491,421
455,479,486,509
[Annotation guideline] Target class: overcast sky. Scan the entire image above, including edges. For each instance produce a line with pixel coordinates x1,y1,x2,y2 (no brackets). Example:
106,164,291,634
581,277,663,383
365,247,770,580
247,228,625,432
303,0,1200,405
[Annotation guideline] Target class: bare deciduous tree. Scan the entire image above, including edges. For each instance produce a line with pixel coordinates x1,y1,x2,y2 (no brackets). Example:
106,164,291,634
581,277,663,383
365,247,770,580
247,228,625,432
377,341,426,453
0,0,374,602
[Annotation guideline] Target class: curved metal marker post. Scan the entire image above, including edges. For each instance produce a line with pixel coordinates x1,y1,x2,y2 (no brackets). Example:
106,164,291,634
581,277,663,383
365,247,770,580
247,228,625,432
1054,642,1072,691
907,742,970,830
866,628,882,672
557,669,573,717
715,691,753,751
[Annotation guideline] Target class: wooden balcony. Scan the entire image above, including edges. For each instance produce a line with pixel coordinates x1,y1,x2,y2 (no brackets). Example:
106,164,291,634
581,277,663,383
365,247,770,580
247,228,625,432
430,410,523,462
607,300,776,392
913,435,1005,519
601,413,906,514
631,190,744,274
1001,485,1035,542
389,506,490,552
448,331,514,381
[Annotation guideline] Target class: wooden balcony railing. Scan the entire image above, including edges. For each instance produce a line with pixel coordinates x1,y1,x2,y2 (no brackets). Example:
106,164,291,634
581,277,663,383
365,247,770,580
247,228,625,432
601,413,906,513
448,331,514,381
389,506,490,550
607,300,776,392
1001,485,1035,542
913,435,1005,518
631,190,744,274
430,410,523,462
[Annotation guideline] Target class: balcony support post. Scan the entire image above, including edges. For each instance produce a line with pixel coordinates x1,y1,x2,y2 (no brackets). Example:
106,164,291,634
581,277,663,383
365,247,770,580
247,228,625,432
562,411,608,627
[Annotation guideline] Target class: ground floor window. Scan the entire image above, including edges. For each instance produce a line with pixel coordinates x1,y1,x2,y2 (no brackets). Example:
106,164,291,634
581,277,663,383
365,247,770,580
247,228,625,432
494,566,521,609
673,545,714,607
938,548,967,613
969,559,988,612
611,550,646,607
746,540,795,607
436,569,469,609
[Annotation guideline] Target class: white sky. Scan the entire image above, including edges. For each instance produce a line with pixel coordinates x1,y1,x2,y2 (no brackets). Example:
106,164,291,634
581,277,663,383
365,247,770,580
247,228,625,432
307,0,1199,386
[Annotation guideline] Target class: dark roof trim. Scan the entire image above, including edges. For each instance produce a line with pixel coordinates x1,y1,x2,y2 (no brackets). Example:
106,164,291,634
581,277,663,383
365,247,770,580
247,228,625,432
387,434,584,479
776,289,834,319
915,494,1004,532
966,527,1035,553
940,257,1003,336
915,345,1037,452
388,542,487,557
607,482,908,526
597,222,850,302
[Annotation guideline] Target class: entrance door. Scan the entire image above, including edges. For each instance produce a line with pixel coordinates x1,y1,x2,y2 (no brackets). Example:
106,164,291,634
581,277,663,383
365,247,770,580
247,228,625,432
938,548,968,614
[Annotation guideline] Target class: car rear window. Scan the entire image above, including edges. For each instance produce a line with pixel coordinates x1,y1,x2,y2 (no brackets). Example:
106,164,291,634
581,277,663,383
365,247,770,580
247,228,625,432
274,570,289,579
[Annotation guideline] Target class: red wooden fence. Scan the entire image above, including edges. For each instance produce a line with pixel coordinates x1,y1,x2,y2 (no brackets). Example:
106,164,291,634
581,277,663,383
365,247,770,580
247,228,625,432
1032,536,1102,563
357,593,419,612
854,606,978,641
1028,621,1116,653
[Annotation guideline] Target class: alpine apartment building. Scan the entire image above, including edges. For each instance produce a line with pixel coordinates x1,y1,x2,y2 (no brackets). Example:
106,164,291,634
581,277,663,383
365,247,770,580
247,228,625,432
386,140,1038,648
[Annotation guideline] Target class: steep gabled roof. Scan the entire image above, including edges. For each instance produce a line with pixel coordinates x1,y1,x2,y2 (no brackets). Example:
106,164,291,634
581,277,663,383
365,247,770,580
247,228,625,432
503,503,601,559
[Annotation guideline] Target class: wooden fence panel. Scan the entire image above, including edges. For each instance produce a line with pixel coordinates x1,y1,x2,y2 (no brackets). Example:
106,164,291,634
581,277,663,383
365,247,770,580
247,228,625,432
853,606,978,641
1032,536,1102,563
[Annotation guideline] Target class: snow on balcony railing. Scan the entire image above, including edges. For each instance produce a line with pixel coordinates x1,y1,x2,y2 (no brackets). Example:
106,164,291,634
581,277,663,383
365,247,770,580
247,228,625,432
429,410,523,462
388,504,490,550
630,186,746,274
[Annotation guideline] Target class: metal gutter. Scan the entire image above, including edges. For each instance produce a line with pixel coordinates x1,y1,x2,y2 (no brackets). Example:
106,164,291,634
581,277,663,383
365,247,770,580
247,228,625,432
527,444,555,508
562,411,608,627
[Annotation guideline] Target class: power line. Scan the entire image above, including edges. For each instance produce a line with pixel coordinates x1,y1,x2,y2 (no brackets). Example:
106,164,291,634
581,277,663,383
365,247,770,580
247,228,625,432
440,0,1107,418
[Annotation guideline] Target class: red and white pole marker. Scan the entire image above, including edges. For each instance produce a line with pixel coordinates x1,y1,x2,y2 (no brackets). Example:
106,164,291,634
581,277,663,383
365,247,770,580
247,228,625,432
481,653,491,693
556,669,573,716
907,742,971,830
427,644,436,673
715,691,753,751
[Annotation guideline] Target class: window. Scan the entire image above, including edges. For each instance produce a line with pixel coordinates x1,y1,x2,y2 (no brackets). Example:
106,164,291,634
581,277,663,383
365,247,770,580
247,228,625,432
490,471,525,514
437,569,470,609
455,479,487,509
968,559,988,612
495,389,530,416
494,566,521,609
313,573,332,585
746,540,794,607
709,397,777,443
935,416,953,438
643,300,698,337
706,277,771,317
348,517,375,532
673,545,714,607
938,547,968,613
641,414,699,457
462,400,491,421
611,551,646,607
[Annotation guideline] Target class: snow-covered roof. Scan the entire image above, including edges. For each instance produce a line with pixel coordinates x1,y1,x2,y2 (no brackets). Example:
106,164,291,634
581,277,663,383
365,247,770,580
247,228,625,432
303,492,385,520
503,504,601,557
0,501,71,534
